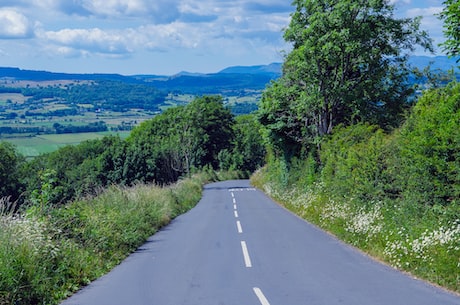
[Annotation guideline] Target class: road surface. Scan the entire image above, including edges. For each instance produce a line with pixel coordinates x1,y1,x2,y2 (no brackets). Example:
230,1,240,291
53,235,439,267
61,180,460,305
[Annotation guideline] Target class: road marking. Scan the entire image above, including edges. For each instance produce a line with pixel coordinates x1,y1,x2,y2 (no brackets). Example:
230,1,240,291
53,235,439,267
233,197,236,204
234,210,239,218
236,220,243,233
240,241,252,267
253,287,271,305
231,192,234,198
229,188,256,192
234,204,237,210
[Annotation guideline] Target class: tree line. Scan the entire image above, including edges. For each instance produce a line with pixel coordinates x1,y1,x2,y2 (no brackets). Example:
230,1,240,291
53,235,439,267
0,96,265,207
257,0,459,209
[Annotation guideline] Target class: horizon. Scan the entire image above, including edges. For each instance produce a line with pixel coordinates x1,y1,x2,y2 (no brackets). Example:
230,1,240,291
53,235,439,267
0,0,448,75
3,55,459,77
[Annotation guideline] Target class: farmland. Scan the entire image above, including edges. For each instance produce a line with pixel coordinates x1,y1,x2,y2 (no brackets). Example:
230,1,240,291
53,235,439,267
0,81,260,157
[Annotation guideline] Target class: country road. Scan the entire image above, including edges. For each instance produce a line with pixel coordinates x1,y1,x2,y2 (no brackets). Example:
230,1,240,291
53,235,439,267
61,180,460,305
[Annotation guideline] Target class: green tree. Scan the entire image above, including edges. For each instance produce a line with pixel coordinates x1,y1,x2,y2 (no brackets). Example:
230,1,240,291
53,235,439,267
439,0,460,61
129,95,234,183
186,96,234,169
219,114,266,173
0,142,24,201
259,0,432,158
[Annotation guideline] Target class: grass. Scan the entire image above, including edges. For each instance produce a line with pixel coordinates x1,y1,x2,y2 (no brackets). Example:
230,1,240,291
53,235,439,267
0,170,240,305
0,93,27,103
251,168,460,294
3,131,130,158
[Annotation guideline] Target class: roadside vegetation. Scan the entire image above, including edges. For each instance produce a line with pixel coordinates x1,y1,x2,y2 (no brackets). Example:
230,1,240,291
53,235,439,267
0,171,242,305
253,0,459,294
252,82,460,291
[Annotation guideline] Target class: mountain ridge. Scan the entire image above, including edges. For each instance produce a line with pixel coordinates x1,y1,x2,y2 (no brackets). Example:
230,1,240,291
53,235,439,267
1,56,458,82
1,56,457,95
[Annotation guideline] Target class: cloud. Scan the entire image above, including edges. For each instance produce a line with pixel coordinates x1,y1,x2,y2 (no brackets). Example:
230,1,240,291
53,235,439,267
43,28,133,55
0,9,34,39
0,0,292,73
388,0,411,5
406,6,443,17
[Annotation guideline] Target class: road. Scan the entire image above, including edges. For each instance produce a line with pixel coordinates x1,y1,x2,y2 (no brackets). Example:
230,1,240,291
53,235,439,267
61,180,460,305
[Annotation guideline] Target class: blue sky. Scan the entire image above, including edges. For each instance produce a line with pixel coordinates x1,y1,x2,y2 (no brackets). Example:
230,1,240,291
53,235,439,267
0,0,447,75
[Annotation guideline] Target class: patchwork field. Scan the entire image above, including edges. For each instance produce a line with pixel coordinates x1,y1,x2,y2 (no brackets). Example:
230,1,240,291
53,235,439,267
4,131,130,158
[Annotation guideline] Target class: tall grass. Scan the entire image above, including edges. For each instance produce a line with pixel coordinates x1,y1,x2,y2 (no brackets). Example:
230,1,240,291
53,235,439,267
0,171,230,305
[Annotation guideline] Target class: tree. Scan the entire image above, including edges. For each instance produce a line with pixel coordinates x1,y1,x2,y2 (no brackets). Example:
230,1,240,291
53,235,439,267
0,142,24,201
259,0,432,158
128,95,234,183
186,96,234,169
439,0,460,61
219,114,266,173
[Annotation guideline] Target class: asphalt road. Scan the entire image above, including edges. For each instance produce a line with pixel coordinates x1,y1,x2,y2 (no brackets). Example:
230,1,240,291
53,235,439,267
61,180,460,305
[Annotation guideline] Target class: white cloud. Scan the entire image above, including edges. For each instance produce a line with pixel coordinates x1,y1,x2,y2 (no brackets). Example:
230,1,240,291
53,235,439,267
388,0,411,5
0,9,34,39
42,28,133,55
406,6,443,17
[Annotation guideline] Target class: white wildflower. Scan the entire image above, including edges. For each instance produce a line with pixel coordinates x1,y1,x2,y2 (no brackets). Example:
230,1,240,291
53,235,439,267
346,204,383,237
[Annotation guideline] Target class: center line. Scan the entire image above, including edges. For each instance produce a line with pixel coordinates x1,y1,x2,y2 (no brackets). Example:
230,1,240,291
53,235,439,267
236,220,243,233
234,210,239,218
231,192,234,198
253,287,271,305
234,204,237,210
233,198,236,204
240,241,252,267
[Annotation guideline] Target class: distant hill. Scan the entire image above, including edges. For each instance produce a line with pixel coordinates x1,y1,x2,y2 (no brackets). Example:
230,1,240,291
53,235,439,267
1,56,457,95
408,56,459,71
218,63,282,76
0,67,138,83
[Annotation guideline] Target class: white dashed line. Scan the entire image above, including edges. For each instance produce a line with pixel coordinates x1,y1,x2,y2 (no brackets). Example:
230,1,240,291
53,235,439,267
234,204,237,210
253,287,271,305
234,210,239,218
229,188,256,192
233,198,236,204
236,220,243,233
231,192,234,198
240,241,252,268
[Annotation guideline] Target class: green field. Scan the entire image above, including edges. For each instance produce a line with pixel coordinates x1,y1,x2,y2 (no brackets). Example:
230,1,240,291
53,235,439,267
4,131,130,158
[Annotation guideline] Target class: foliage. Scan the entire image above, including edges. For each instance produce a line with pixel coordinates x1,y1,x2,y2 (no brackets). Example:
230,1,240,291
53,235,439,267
259,0,432,158
218,114,266,175
129,95,234,182
253,82,460,293
320,123,391,203
395,82,460,207
439,0,460,61
0,141,24,201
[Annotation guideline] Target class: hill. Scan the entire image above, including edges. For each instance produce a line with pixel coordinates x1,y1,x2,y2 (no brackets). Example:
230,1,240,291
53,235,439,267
1,56,457,95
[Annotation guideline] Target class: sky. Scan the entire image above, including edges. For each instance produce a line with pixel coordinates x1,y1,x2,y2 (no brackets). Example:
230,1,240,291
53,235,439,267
0,0,447,76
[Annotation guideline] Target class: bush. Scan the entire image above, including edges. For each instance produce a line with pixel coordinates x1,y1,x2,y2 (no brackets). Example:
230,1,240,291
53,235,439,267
395,81,460,207
320,123,391,204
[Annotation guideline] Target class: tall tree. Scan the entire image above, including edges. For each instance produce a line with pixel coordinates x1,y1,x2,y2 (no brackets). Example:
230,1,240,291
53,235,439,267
439,0,460,61
259,0,432,158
